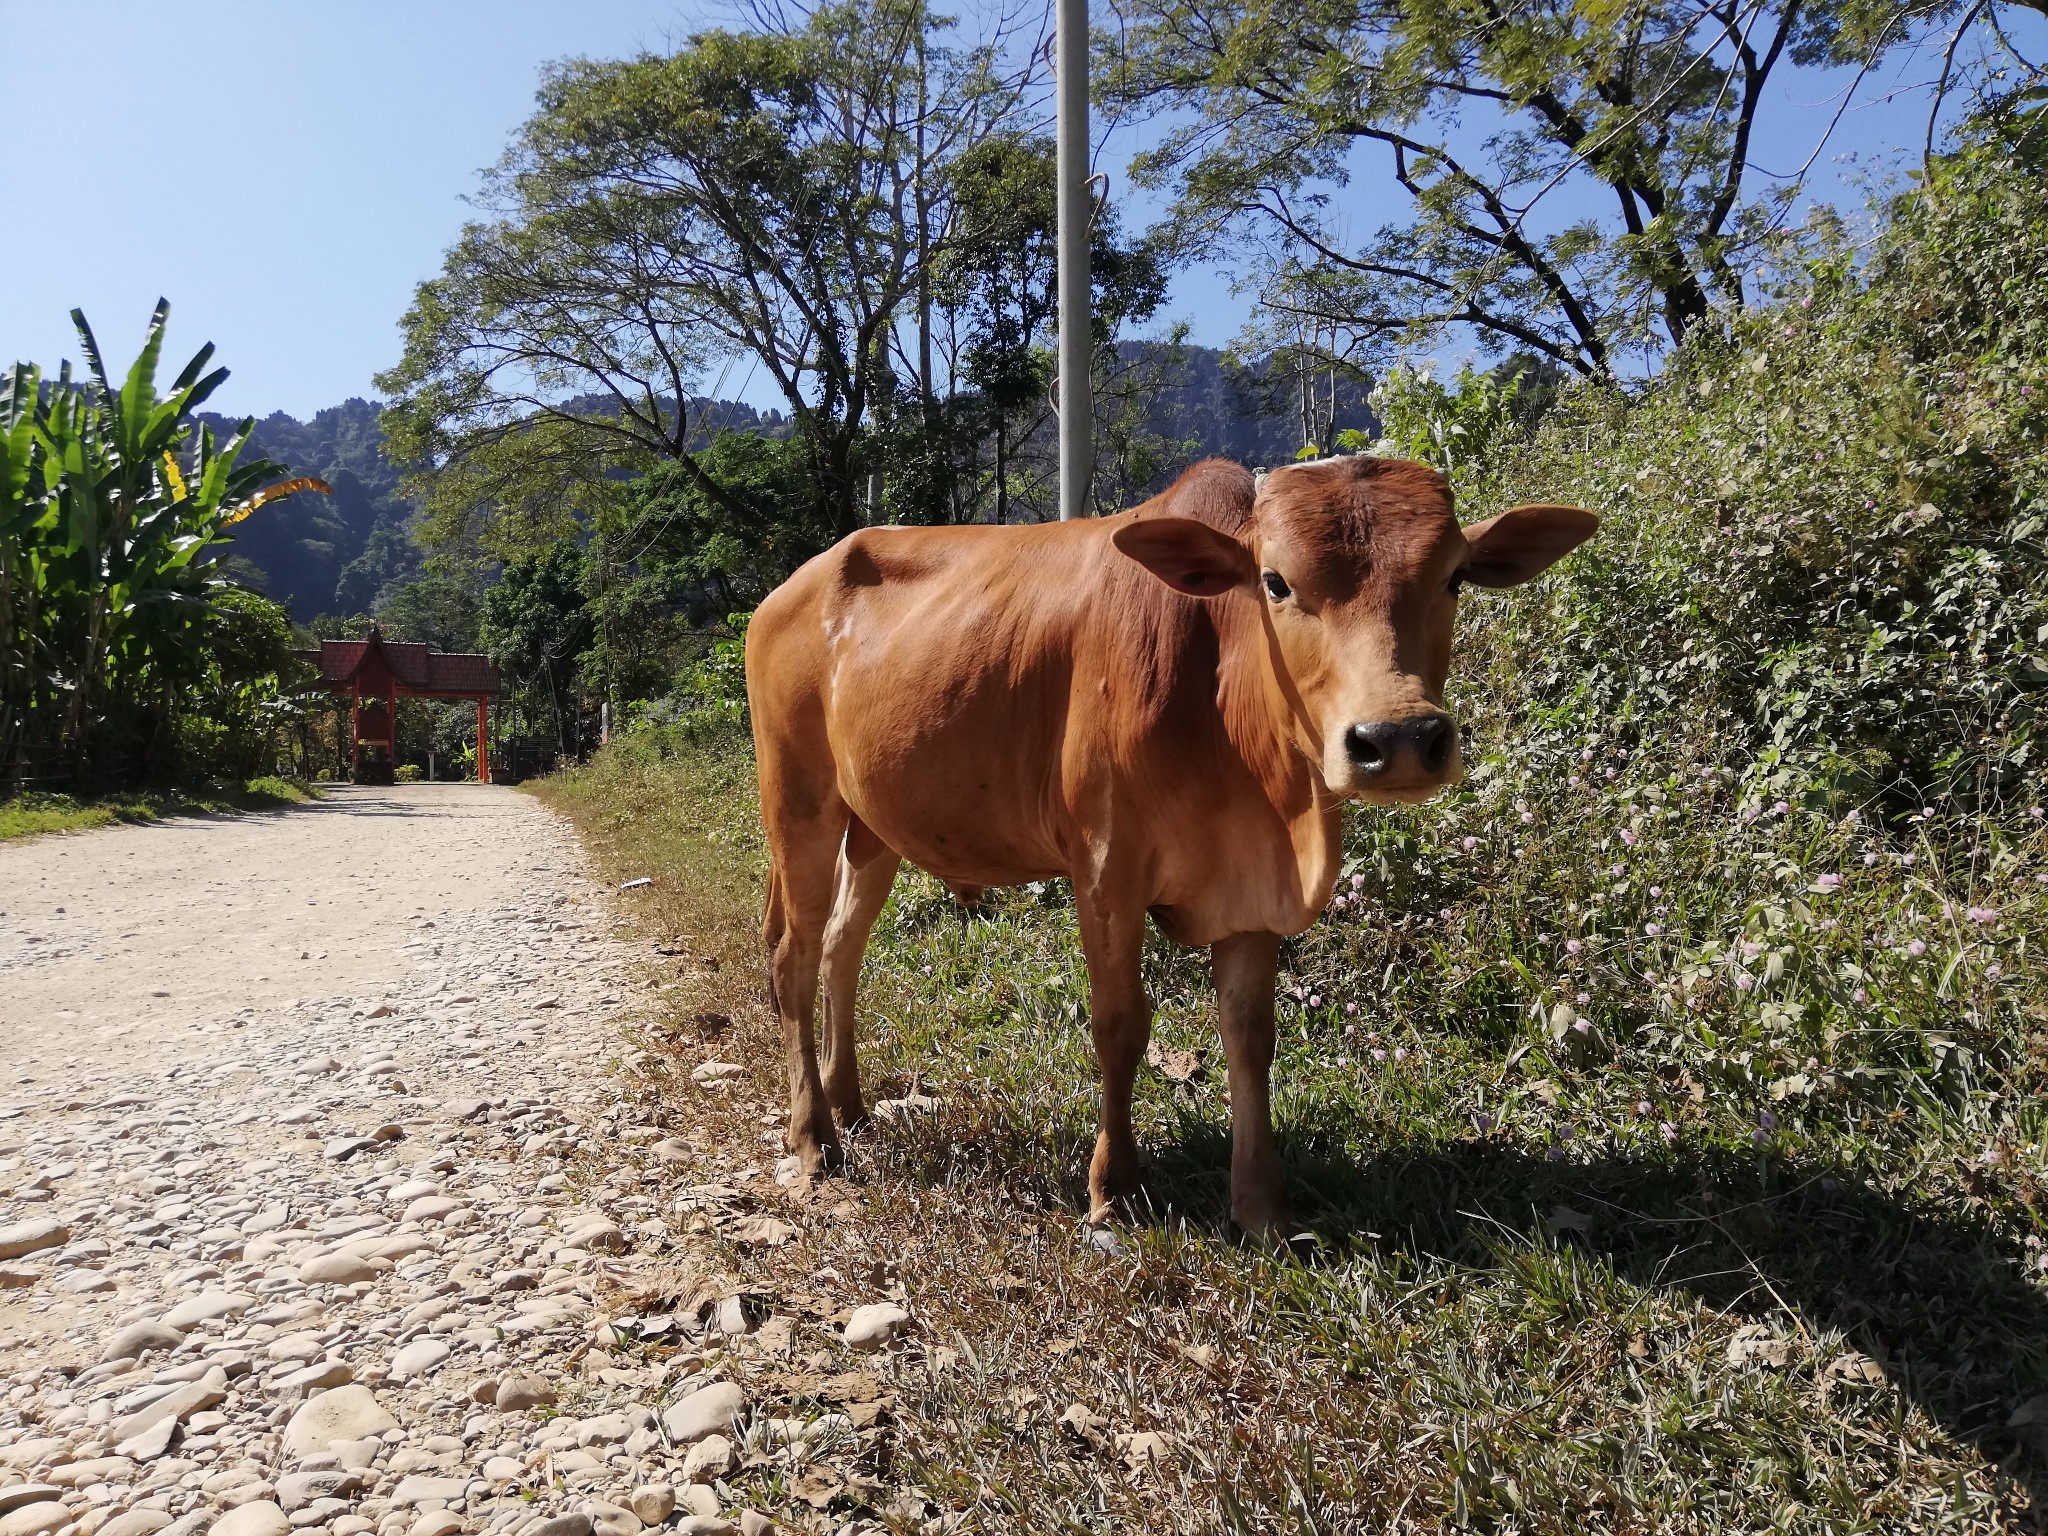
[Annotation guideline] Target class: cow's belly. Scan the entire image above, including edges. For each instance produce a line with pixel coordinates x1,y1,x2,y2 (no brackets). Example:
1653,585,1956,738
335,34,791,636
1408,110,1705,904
825,650,1073,887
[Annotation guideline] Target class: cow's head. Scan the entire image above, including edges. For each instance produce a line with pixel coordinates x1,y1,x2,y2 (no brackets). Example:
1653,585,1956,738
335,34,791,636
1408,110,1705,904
1113,456,1597,803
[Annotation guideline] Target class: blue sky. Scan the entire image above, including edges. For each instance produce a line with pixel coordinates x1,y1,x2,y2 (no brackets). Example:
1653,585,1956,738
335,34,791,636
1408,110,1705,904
0,1,2021,420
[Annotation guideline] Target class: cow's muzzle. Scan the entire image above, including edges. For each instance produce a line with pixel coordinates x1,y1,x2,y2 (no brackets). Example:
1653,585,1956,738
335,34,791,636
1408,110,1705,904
1344,714,1456,783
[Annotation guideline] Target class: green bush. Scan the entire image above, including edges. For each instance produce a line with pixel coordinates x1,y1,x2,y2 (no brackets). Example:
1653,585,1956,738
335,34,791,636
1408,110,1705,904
1290,138,2047,1177
394,763,424,783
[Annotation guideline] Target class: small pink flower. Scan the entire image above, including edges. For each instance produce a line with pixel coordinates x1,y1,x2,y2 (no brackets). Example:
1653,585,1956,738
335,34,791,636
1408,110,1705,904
1812,872,1842,892
1566,939,1582,954
1460,836,1478,851
1372,1048,1387,1062
1393,1047,1408,1062
1575,991,1591,1005
1350,873,1365,891
1907,939,1927,957
1345,1001,1358,1015
1644,922,1662,936
1863,852,1879,866
1772,800,1790,816
1520,810,1535,825
1986,963,2003,980
1621,828,1640,847
1966,906,1999,926
1736,973,1755,991
1572,1018,1591,1034
1853,987,1868,1003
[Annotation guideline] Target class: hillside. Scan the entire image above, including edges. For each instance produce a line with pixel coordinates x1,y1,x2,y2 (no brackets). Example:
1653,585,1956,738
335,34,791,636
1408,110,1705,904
219,345,1356,622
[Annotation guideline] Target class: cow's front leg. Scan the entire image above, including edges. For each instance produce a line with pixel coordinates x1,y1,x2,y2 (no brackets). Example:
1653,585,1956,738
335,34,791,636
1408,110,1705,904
1076,892,1150,1225
1213,931,1290,1239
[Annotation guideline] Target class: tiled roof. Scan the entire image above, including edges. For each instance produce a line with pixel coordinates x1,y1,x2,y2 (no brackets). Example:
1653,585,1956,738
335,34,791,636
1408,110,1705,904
296,634,503,697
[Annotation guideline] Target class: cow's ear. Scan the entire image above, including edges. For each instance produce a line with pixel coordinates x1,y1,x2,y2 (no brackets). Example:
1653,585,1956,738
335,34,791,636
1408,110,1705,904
1458,503,1599,588
1112,515,1257,597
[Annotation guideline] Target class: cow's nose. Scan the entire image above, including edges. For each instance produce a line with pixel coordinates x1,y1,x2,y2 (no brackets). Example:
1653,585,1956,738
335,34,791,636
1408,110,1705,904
1345,715,1455,777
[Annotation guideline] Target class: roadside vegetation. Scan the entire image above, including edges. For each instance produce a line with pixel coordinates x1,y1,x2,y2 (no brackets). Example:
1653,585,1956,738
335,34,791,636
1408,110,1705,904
535,130,2048,1532
0,776,317,842
0,304,333,796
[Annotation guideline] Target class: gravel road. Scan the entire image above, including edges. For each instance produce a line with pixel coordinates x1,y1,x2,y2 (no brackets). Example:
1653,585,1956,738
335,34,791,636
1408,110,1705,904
0,787,803,1536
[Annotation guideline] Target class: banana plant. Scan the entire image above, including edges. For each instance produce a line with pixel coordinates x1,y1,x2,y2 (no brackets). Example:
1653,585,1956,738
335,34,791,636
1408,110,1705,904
1,302,330,785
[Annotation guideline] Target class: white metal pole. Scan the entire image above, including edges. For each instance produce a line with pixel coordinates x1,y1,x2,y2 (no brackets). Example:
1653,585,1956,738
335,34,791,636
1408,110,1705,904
1055,0,1092,521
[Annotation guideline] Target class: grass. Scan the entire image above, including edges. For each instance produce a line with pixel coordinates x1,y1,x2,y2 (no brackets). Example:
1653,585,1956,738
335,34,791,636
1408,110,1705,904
536,720,2048,1535
0,775,319,842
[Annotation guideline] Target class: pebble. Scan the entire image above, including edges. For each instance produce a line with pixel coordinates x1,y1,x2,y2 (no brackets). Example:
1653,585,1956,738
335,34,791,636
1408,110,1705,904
493,1374,554,1412
388,1339,451,1381
97,1514,176,1536
102,1320,186,1362
0,1492,65,1518
523,1517,592,1536
208,1504,291,1536
161,1290,254,1330
0,1219,69,1261
281,1387,400,1458
662,1382,745,1444
407,1515,466,1536
300,1253,381,1284
0,1504,71,1536
672,1521,734,1536
276,1471,370,1512
680,1435,732,1483
111,1369,228,1444
626,1489,673,1525
842,1304,911,1350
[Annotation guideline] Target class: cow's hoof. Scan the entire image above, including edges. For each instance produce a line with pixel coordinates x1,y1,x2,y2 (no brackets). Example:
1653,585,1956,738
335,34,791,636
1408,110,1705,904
790,1134,844,1177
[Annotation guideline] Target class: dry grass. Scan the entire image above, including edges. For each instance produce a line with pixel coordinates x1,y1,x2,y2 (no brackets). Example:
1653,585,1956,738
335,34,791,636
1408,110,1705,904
534,721,2048,1535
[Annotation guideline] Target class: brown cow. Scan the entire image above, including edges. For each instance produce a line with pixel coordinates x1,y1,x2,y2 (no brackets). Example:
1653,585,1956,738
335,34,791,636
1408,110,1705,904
745,455,1596,1235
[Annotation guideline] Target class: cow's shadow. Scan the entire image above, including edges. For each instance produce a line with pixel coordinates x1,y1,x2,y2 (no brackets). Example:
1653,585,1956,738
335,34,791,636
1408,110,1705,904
1141,1113,2048,1501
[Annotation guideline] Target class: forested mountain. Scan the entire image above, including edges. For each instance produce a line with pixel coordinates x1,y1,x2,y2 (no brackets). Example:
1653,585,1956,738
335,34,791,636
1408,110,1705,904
216,344,1357,622
201,399,419,622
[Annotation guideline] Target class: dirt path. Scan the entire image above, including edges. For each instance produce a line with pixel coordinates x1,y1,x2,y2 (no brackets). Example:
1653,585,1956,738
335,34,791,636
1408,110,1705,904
0,787,783,1536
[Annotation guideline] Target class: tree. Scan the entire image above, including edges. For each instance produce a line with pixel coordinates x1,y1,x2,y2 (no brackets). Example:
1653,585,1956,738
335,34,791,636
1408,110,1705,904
480,540,592,756
380,0,1036,544
930,132,1168,521
1106,0,2038,376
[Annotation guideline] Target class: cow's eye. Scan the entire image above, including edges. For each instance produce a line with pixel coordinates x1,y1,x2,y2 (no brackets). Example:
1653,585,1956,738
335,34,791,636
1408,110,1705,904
1263,569,1291,602
1448,570,1468,596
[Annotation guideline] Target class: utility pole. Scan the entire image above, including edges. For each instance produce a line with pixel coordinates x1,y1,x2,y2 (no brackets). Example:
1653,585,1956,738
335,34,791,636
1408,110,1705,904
1056,0,1092,521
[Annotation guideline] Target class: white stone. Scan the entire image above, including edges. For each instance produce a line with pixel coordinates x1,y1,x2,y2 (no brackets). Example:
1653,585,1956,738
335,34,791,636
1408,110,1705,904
662,1381,745,1444
0,1219,69,1261
281,1387,399,1458
0,1504,71,1536
388,1339,450,1381
161,1290,254,1330
841,1303,911,1350
680,1434,732,1482
208,1504,289,1536
625,1488,673,1525
299,1253,379,1285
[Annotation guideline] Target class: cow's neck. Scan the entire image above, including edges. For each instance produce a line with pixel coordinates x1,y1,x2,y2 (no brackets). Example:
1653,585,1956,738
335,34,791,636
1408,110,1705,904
1216,598,1345,916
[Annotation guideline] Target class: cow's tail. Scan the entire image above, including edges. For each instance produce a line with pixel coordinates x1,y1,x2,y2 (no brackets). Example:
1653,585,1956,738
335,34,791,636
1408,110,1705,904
761,864,787,1016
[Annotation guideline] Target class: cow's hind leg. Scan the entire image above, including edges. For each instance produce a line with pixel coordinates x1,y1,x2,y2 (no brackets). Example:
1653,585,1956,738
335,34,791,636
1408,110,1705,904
818,830,900,1129
1075,891,1151,1225
1213,931,1290,1239
761,803,847,1176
